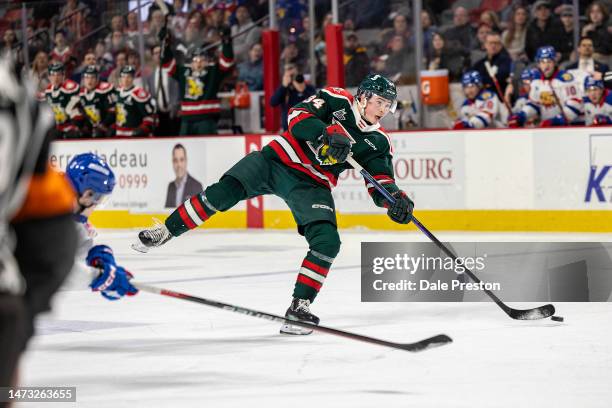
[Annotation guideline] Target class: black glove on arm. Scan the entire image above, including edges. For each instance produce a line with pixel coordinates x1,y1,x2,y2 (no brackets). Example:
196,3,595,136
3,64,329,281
386,190,414,224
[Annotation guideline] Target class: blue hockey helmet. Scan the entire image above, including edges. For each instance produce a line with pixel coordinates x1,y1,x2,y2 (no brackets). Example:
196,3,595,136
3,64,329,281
66,153,115,202
520,67,540,82
461,70,483,88
584,76,604,90
535,46,556,63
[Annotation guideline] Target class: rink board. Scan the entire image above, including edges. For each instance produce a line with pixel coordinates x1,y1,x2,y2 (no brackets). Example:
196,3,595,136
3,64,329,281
50,127,612,232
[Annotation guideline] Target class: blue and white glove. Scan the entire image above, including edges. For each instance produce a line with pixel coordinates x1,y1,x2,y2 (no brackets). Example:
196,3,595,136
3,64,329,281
87,245,138,301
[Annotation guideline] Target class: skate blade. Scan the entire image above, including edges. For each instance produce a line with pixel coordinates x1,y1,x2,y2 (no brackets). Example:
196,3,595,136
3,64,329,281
280,323,313,335
131,241,150,253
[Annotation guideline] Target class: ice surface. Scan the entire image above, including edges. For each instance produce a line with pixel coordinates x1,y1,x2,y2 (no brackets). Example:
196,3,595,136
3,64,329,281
17,229,612,408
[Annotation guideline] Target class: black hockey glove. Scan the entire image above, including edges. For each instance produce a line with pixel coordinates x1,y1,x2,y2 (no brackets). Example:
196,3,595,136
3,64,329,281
386,190,414,224
322,124,351,164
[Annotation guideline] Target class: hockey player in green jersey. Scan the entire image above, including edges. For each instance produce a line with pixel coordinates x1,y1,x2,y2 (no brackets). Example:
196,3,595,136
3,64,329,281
133,74,414,334
113,66,157,136
160,26,234,135
79,65,116,138
43,62,83,138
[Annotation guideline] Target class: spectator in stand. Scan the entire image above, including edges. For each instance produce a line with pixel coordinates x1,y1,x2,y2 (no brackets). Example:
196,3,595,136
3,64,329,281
443,7,475,55
146,8,166,48
525,1,563,62
109,30,131,54
422,9,438,57
58,0,90,40
1,29,18,60
238,42,264,91
231,5,262,64
108,50,127,87
169,0,188,38
126,12,142,40
270,63,316,131
473,31,513,93
50,30,72,65
94,41,114,79
558,5,577,63
502,5,528,61
565,36,609,83
384,35,416,84
371,55,388,76
471,24,493,66
203,4,226,44
427,31,468,81
179,12,205,59
146,45,181,136
276,0,307,32
28,51,50,93
105,15,126,48
344,32,370,87
379,14,411,55
480,10,502,33
343,0,390,30
581,2,612,58
25,25,49,62
127,51,145,88
280,40,303,69
72,52,97,84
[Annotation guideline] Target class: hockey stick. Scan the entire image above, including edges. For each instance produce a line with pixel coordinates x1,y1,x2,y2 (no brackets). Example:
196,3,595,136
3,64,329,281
347,156,555,321
484,61,513,114
133,282,452,352
549,83,569,124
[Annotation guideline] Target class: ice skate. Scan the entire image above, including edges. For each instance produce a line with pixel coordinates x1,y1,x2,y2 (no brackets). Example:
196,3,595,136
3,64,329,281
280,298,320,335
131,218,173,253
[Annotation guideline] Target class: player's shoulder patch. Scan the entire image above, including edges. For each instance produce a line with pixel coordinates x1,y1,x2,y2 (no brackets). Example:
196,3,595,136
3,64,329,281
62,79,79,93
557,70,574,82
132,87,150,101
322,86,354,103
97,82,113,93
479,90,494,100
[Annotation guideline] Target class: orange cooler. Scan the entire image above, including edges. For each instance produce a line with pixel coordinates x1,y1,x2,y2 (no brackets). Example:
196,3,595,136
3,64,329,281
421,69,449,105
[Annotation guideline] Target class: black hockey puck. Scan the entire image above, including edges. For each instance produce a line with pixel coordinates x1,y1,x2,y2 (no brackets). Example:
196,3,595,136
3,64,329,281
551,315,564,322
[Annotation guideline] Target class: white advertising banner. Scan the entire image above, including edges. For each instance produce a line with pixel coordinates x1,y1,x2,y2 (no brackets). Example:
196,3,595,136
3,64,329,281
49,127,609,226
50,137,246,213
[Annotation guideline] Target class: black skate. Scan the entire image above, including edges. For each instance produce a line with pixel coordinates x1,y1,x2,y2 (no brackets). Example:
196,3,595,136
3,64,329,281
131,218,173,253
280,298,320,335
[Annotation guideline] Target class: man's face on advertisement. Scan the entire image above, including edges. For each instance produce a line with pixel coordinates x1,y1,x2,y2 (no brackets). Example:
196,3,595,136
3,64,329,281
173,146,187,179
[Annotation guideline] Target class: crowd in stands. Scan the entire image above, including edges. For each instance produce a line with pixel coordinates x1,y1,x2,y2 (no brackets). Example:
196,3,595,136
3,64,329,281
2,0,612,134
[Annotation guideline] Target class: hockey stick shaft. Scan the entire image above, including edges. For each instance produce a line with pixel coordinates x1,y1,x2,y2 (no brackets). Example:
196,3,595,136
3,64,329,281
484,61,513,114
132,282,451,352
347,156,554,320
549,84,569,123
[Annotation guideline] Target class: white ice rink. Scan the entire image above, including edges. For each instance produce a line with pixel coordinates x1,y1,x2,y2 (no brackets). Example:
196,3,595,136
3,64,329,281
17,229,612,408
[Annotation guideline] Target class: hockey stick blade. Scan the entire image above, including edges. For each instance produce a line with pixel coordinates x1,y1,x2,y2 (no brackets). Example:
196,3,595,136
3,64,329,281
133,282,452,352
508,304,555,320
397,334,453,352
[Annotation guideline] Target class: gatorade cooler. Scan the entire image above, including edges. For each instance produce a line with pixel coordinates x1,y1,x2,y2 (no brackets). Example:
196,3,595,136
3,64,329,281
421,69,449,105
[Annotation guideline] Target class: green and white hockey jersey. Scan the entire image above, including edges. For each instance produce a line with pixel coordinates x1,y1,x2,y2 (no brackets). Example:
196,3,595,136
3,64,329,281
262,86,400,207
